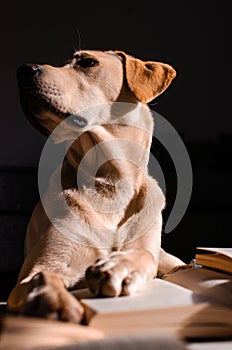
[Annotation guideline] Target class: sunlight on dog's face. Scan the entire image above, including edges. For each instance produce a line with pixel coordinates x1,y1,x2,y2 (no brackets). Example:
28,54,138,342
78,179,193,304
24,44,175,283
17,49,176,145
17,50,135,141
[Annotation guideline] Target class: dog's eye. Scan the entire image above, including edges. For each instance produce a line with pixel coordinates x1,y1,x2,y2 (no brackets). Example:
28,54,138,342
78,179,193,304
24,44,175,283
76,57,98,68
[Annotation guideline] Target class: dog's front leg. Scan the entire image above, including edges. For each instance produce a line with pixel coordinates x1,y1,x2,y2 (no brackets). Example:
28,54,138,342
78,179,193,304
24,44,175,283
157,248,186,277
85,220,161,297
7,236,101,322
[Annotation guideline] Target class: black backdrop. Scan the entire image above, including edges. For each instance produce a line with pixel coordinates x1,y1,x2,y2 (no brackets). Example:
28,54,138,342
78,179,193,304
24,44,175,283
1,1,231,274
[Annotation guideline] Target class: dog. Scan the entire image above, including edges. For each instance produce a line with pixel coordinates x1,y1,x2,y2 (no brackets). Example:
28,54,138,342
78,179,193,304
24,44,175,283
8,50,185,322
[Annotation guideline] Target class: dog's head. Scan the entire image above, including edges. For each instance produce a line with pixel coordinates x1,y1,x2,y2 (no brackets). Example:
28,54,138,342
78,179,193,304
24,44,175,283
17,50,176,140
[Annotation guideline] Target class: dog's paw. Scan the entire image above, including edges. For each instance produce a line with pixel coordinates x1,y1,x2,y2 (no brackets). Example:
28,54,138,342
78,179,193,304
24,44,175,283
85,253,146,297
20,272,84,323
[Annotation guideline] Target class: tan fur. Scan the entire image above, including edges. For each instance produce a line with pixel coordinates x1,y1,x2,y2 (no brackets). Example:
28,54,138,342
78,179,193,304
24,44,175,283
8,50,185,322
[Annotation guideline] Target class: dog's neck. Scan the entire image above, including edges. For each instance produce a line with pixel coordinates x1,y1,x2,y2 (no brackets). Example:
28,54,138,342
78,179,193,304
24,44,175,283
61,104,154,194
65,122,150,185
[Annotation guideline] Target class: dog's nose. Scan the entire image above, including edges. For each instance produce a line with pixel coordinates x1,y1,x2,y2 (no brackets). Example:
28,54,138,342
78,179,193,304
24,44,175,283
17,64,42,80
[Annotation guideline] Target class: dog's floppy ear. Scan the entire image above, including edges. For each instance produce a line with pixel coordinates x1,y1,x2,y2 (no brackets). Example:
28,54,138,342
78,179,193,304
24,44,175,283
115,51,176,103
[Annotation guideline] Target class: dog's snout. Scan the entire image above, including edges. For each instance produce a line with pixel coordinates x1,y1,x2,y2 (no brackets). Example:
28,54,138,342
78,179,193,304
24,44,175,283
17,64,42,80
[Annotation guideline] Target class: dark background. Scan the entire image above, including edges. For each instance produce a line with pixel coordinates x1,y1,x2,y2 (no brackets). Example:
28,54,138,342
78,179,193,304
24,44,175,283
0,1,231,298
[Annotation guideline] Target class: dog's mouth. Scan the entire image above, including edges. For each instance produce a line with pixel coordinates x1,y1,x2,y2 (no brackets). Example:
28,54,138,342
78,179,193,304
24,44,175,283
17,64,88,135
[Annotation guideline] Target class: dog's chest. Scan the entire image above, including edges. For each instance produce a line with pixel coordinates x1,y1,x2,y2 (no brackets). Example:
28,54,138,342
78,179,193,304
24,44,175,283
79,181,135,229
46,169,148,247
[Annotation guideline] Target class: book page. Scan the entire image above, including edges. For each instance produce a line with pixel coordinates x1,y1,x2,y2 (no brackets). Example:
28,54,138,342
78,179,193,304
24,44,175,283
72,278,232,339
0,316,104,350
89,302,232,339
76,278,206,318
197,247,232,259
1,316,187,349
195,253,232,274
163,267,232,307
46,334,187,350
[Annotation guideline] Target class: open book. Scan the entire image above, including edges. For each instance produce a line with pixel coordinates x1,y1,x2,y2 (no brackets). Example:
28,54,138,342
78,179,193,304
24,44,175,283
163,248,232,310
163,264,232,308
1,277,232,349
72,278,232,340
0,316,186,350
195,247,232,274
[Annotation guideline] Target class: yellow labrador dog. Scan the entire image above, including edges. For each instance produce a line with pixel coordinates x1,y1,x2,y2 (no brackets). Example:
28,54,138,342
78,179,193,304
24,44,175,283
8,50,185,322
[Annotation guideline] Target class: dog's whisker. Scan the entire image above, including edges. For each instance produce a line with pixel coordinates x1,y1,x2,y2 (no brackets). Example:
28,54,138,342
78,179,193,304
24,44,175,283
75,26,82,51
